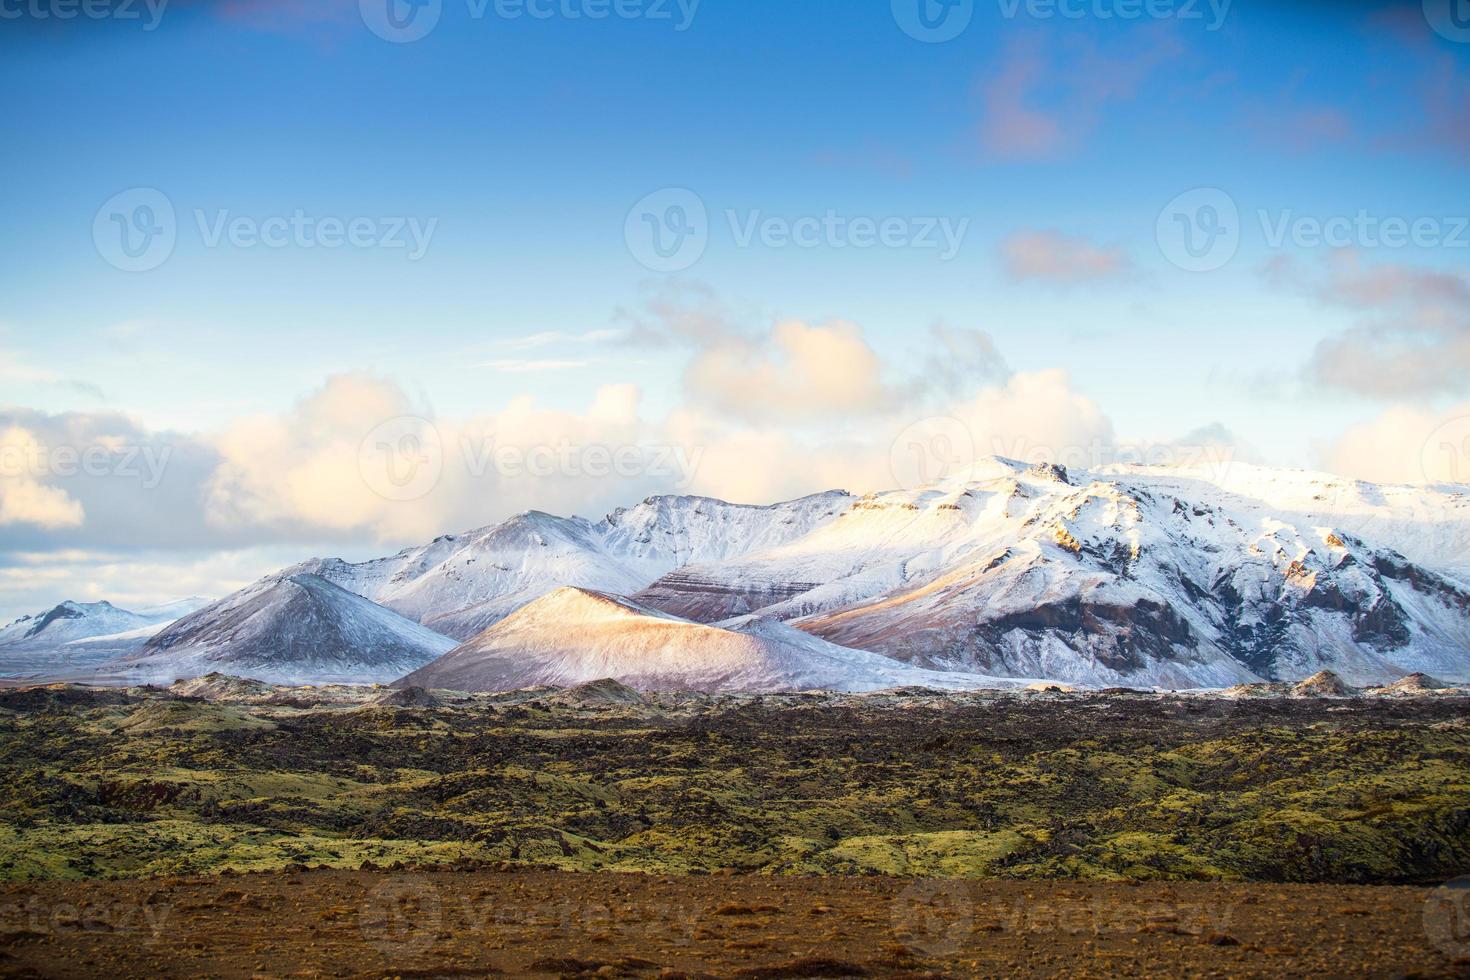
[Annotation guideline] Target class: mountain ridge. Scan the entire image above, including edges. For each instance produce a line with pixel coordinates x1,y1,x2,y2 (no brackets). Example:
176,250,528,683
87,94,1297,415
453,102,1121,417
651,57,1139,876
27,456,1470,690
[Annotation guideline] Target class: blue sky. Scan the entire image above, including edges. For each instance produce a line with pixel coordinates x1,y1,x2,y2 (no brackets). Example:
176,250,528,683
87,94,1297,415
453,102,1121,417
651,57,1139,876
0,0,1467,616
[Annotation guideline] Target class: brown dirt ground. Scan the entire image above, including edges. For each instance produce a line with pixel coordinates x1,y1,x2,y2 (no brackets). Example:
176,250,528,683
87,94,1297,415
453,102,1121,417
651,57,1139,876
1,869,1468,979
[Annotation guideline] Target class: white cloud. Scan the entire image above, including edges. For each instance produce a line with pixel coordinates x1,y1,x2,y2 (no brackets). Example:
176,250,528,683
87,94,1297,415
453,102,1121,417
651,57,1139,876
685,319,893,422
1279,252,1470,399
1326,402,1470,485
0,426,86,530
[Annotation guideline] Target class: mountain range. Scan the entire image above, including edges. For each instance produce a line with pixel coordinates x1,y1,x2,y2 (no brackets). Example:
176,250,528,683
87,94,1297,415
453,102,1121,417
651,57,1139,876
0,597,210,675
13,456,1470,691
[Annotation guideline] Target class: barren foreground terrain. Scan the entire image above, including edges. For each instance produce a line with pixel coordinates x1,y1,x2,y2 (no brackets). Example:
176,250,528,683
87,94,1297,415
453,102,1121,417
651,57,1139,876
2,868,1469,978
2,681,1470,975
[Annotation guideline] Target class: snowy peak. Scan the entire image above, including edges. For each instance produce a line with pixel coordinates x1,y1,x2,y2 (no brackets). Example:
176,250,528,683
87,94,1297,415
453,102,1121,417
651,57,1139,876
596,490,853,572
629,457,1470,687
3,600,165,650
0,597,215,677
295,489,853,641
506,586,685,624
118,573,456,686
398,585,1020,694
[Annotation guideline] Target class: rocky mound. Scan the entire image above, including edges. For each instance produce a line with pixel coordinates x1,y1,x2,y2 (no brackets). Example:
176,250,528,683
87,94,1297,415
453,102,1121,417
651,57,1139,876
370,685,443,708
171,673,274,701
1380,672,1457,695
1291,670,1358,698
552,678,646,706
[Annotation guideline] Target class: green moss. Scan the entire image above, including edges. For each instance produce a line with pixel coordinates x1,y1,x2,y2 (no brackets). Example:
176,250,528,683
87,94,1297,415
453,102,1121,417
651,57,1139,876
1,692,1468,883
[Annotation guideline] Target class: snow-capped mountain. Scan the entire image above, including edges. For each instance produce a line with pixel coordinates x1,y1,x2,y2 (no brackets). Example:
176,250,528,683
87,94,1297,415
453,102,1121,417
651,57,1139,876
397,587,1023,693
77,456,1470,690
0,598,210,676
294,491,851,640
112,574,456,686
636,458,1470,687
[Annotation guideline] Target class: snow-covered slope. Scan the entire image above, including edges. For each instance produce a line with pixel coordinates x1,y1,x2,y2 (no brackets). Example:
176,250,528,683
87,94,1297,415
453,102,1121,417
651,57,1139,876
0,599,209,676
634,458,1470,687
295,492,852,640
112,574,456,686
123,457,1470,690
397,587,1022,694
